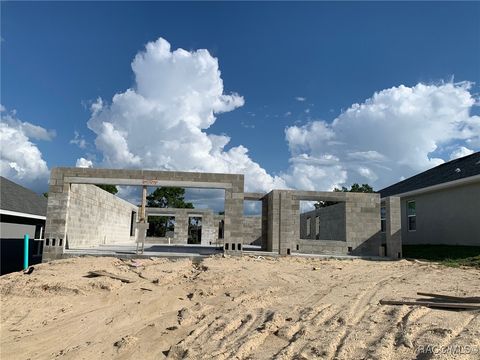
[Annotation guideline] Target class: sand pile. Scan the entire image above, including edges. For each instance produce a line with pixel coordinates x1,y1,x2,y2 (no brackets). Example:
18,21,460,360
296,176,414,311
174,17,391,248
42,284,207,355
1,255,479,359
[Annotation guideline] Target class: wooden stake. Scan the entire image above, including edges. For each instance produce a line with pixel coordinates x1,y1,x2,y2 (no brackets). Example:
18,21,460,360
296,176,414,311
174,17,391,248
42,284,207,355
417,292,480,303
87,270,135,283
379,299,480,310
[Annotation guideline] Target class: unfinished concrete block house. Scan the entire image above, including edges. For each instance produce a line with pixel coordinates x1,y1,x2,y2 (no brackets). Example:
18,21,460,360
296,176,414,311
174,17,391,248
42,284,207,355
43,167,403,261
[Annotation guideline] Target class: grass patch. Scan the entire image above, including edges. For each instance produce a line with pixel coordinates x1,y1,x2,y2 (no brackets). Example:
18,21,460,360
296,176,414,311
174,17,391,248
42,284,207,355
403,245,480,268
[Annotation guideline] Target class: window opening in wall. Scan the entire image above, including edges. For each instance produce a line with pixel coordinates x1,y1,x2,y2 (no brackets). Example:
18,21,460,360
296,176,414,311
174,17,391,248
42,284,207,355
232,243,236,251
238,243,242,251
243,199,264,250
188,216,202,244
299,200,346,241
306,217,311,237
407,200,416,231
380,206,386,233
224,243,229,250
218,219,224,240
147,216,175,238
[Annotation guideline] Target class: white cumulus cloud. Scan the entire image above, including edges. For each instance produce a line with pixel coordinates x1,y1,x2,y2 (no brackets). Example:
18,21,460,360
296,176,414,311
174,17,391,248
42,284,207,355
284,82,480,191
86,37,286,192
0,106,51,189
75,157,93,168
449,146,474,160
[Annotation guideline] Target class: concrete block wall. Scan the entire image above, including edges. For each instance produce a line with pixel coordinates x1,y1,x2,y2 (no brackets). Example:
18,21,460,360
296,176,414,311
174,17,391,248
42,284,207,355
146,208,218,245
201,211,216,245
295,239,349,255
299,203,346,240
243,215,262,245
345,193,382,256
44,167,245,259
383,196,402,258
263,190,302,255
67,184,138,248
43,168,71,261
264,190,381,256
174,213,189,244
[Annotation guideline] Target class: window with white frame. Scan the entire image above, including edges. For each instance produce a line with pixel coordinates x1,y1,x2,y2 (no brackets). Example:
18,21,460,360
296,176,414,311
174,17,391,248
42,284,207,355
407,200,416,231
380,206,386,233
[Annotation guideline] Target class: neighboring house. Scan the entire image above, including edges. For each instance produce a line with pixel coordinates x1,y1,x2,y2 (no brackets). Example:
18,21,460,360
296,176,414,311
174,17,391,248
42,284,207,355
0,176,47,274
379,152,480,246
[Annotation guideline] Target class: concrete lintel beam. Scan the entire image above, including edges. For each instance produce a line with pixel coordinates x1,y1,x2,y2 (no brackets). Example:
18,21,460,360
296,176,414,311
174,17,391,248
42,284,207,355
292,191,348,202
244,192,265,201
64,177,233,190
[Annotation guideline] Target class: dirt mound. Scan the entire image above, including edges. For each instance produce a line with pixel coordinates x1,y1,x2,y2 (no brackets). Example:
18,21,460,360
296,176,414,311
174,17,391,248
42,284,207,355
1,256,479,359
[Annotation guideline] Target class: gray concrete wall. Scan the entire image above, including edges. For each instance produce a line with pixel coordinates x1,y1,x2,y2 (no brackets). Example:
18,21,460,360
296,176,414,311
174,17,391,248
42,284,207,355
401,182,480,246
299,203,346,240
265,190,381,256
383,196,402,258
67,184,138,248
145,208,217,245
295,239,348,254
243,215,262,245
44,167,245,260
345,193,381,256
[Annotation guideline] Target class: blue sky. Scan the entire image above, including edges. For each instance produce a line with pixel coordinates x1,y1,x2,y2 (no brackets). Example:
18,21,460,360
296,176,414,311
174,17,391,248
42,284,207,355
1,1,479,207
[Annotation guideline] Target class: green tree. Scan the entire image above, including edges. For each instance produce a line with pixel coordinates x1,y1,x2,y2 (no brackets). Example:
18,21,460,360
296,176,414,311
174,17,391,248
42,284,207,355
314,183,374,208
146,187,193,238
43,192,48,198
95,184,118,195
146,187,193,208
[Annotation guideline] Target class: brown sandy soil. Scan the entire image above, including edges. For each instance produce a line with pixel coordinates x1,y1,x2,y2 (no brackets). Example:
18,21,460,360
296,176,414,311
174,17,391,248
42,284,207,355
1,255,479,360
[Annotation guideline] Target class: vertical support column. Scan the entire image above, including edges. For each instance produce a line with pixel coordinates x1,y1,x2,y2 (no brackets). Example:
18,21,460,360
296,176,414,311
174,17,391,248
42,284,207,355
223,176,244,252
140,185,147,222
278,191,294,255
135,185,149,254
201,212,215,245
265,190,280,253
261,196,269,251
385,196,402,258
174,212,189,244
43,168,70,262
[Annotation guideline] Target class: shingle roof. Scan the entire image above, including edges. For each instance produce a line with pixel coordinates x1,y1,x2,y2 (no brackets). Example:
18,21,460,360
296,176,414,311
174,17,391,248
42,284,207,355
0,176,48,217
379,152,480,198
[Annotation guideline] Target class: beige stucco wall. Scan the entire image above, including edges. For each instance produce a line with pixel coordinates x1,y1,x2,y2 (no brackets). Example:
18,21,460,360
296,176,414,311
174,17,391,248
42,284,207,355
401,181,480,246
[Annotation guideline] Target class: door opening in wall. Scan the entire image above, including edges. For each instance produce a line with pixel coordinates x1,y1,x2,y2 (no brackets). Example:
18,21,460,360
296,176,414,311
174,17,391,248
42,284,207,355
147,216,175,238
243,199,264,249
188,216,202,244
